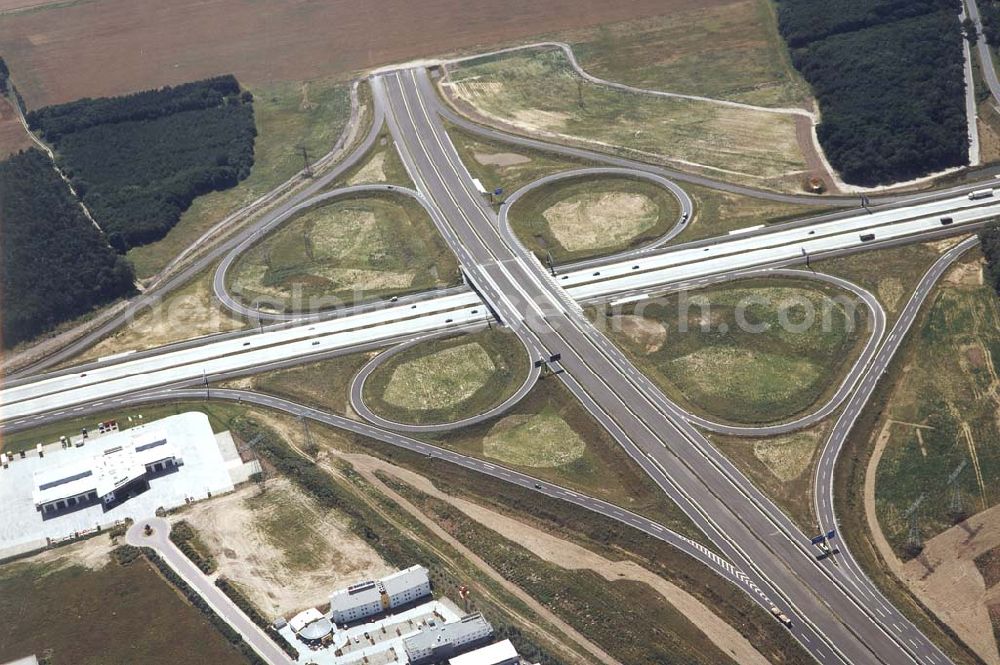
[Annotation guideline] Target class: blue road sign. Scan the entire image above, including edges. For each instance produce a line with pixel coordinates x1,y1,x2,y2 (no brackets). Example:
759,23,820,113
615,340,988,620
811,529,837,545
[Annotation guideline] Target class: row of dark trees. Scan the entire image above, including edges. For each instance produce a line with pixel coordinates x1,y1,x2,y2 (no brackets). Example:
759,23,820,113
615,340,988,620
26,76,256,249
776,0,968,186
26,75,245,142
777,0,958,47
0,148,135,348
979,222,1000,295
978,0,1000,47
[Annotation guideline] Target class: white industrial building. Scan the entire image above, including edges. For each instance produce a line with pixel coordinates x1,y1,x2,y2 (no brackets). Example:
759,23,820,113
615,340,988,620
329,565,431,624
404,613,494,665
448,640,520,665
32,428,181,514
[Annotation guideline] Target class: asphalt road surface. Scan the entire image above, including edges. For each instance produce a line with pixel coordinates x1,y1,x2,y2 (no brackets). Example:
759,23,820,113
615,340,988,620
126,517,294,665
5,56,991,665
377,67,944,664
967,0,1000,107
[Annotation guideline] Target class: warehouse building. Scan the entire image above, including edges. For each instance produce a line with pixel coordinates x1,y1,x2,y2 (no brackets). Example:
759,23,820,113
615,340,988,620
32,428,181,514
404,613,494,665
329,565,431,624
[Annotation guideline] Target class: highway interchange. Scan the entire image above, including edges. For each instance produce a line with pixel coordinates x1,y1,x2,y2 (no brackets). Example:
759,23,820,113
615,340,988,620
4,51,999,665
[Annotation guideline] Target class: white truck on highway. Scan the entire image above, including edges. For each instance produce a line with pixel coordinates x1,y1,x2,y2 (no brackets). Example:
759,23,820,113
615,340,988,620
770,606,793,627
969,188,995,200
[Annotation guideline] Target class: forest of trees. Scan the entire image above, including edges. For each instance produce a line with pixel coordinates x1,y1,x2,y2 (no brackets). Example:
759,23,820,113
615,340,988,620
26,76,256,249
776,0,968,187
979,0,1000,46
980,222,1000,296
0,148,135,348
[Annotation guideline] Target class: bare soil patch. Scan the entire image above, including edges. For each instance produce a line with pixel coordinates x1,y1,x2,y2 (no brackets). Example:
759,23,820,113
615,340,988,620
751,430,820,483
29,533,116,572
347,151,387,185
543,191,659,251
0,0,719,109
0,95,31,158
177,477,392,617
945,260,983,286
614,314,667,353
472,151,531,167
866,420,1000,665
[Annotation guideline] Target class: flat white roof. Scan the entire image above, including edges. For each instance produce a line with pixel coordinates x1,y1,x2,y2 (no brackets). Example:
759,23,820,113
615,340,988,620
32,428,178,506
330,579,381,612
289,607,324,633
382,564,430,596
331,564,430,612
448,639,518,665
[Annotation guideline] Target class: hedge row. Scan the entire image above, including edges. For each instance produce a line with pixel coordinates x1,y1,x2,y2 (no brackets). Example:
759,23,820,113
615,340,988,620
113,545,267,665
169,520,218,575
215,576,299,661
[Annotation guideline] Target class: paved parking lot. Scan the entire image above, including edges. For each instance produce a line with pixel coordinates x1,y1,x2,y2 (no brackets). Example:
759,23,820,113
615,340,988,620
0,411,236,558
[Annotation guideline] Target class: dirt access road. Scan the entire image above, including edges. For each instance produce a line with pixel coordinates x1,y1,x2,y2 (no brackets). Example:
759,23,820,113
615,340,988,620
866,420,1000,664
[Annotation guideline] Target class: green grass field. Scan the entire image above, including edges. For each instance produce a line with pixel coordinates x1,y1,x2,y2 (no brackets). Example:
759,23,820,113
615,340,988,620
507,174,680,263
228,191,459,312
445,121,594,198
482,407,586,468
604,277,868,424
569,0,811,108
676,182,833,242
443,47,807,190
873,252,1000,558
239,351,377,416
710,421,830,532
814,240,954,323
127,77,355,280
335,126,413,188
423,377,703,542
0,548,247,665
362,329,529,425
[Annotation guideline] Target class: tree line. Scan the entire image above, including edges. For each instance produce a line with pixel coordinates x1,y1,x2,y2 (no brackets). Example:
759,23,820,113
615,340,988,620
979,0,1000,47
26,76,256,249
0,148,135,348
776,0,968,187
980,222,1000,295
777,0,957,47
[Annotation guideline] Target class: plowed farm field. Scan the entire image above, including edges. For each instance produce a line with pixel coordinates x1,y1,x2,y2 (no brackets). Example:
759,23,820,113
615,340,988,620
0,0,733,109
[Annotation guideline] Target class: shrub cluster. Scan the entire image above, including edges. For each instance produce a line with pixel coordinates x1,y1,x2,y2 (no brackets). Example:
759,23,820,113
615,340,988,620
0,148,135,348
26,75,256,249
169,520,217,574
776,0,968,186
